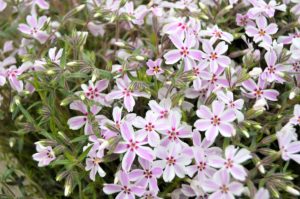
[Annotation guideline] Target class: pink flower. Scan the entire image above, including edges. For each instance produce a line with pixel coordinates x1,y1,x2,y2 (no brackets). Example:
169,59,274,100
141,191,161,199
67,101,105,135
261,50,286,83
191,130,222,156
154,144,191,182
199,25,233,44
247,0,286,18
201,40,231,72
186,147,216,181
245,17,278,45
0,0,7,12
200,67,229,93
30,0,49,9
146,58,164,76
103,171,144,198
290,104,300,125
48,47,63,64
209,145,251,181
278,29,300,44
129,158,163,193
18,15,49,44
100,106,136,139
148,98,173,120
158,111,192,147
32,143,55,167
114,122,155,171
236,13,255,27
277,124,300,164
254,188,270,199
162,17,188,40
216,90,244,122
194,100,236,142
185,78,210,101
242,77,279,102
85,150,106,181
163,32,202,71
120,2,148,25
133,110,165,147
106,76,150,112
81,79,110,106
202,169,244,199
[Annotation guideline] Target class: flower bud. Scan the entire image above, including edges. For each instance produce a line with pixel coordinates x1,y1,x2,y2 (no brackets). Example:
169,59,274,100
285,186,300,196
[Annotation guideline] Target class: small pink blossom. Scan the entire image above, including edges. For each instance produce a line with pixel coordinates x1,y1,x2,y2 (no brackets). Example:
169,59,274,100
290,104,300,125
209,145,251,181
81,79,110,106
129,158,163,193
245,17,278,45
247,0,286,18
146,58,164,76
162,17,188,40
199,25,233,44
106,76,150,112
32,143,55,167
85,150,106,181
154,144,191,182
18,15,49,44
103,171,144,198
202,169,244,199
148,98,174,120
114,122,155,171
194,100,236,142
164,32,202,71
201,40,231,72
236,13,255,27
254,188,270,199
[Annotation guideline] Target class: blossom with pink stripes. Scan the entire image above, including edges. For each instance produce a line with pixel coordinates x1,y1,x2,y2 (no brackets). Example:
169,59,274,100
154,144,191,182
164,32,202,71
209,145,251,181
290,104,300,126
242,77,279,102
199,25,233,44
129,158,163,193
85,150,106,181
261,50,286,83
32,143,55,167
106,76,150,112
103,171,144,198
202,169,244,199
194,100,236,142
245,17,278,45
81,79,110,105
114,122,155,171
146,58,164,76
201,40,231,72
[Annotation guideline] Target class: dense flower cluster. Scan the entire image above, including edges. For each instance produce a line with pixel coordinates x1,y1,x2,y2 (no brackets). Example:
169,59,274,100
0,0,300,198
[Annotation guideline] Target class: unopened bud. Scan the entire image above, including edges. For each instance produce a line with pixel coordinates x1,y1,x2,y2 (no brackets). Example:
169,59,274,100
46,69,55,75
135,55,145,61
114,41,125,47
75,4,85,12
286,186,300,196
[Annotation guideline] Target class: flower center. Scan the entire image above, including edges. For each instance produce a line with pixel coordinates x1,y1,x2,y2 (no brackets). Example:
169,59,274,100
167,127,179,140
267,65,276,74
144,169,153,178
210,52,218,60
160,110,168,119
86,87,99,99
122,88,131,96
166,156,176,165
220,184,229,193
178,22,187,30
224,158,234,168
254,88,264,97
197,161,207,171
180,47,189,57
92,157,101,165
121,186,131,194
153,66,161,73
145,122,155,132
210,115,221,126
127,139,139,151
213,31,222,38
259,29,266,36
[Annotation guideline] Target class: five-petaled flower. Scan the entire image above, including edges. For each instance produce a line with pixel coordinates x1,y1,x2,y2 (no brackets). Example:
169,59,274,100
32,143,55,167
146,58,164,76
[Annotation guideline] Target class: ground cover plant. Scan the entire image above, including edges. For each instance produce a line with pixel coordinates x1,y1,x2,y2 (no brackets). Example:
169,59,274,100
0,0,300,198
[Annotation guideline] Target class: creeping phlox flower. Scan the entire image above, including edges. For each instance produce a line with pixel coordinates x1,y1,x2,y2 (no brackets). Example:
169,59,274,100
32,143,55,167
194,100,237,142
290,104,300,125
81,79,110,106
85,150,106,181
146,58,164,76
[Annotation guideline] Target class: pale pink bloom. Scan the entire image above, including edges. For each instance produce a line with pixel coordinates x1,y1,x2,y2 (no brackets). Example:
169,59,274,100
1,41,14,53
48,47,63,64
245,17,278,45
216,90,244,122
103,171,144,198
67,101,105,135
290,104,300,125
236,13,255,27
154,144,191,182
186,147,216,181
277,124,300,164
133,110,165,147
158,111,192,147
129,158,163,193
146,58,164,76
254,188,270,199
201,40,231,72
247,0,286,18
81,80,110,106
242,77,279,101
202,169,244,199
18,15,49,44
199,25,233,44
188,18,202,42
164,32,202,71
85,150,106,181
181,181,207,199
209,145,251,181
162,17,188,40
114,122,155,171
194,100,236,142
120,2,148,25
83,135,106,156
261,49,286,83
185,78,210,101
141,191,162,199
29,0,49,9
0,56,16,68
112,64,123,73
0,0,7,12
174,0,198,11
106,76,150,112
3,62,31,92
100,106,136,139
278,29,300,44
148,98,173,120
291,1,300,16
87,21,105,37
200,67,229,93
32,143,55,167
191,130,222,156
